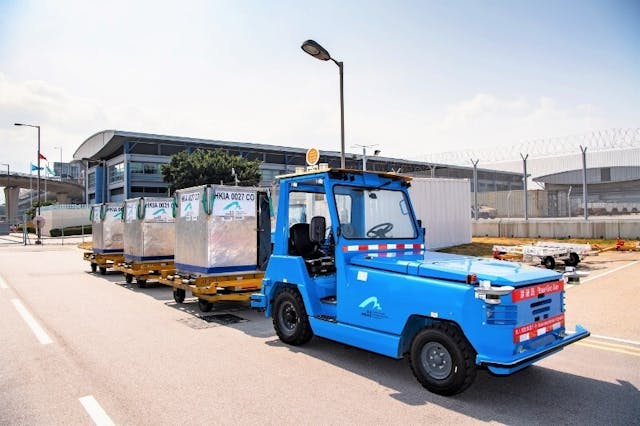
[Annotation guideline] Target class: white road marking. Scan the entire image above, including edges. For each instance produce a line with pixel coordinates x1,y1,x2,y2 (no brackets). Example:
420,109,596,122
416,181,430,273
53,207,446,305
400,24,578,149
10,299,53,345
580,261,639,283
0,275,8,289
589,334,640,346
79,396,115,426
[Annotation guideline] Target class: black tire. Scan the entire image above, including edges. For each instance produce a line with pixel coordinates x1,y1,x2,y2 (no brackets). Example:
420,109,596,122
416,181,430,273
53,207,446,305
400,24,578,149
198,298,213,312
543,256,555,270
137,279,147,288
125,274,133,284
99,266,107,275
272,287,313,345
409,323,477,396
173,288,186,304
570,252,580,265
91,263,97,273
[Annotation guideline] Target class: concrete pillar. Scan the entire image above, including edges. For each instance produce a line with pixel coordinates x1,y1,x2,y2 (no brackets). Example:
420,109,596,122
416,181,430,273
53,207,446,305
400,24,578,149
55,192,70,204
3,186,20,225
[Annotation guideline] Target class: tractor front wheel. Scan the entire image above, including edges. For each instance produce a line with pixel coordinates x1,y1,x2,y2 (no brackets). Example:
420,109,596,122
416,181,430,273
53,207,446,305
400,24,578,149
409,323,477,396
272,287,313,345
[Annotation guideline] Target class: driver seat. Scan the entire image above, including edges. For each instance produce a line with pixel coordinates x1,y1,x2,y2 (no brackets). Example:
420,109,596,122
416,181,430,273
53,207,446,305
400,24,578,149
289,223,322,259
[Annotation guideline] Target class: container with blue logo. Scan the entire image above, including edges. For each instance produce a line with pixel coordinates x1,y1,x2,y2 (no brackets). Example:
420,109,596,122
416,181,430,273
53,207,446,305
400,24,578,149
90,203,124,254
122,197,175,263
174,185,264,276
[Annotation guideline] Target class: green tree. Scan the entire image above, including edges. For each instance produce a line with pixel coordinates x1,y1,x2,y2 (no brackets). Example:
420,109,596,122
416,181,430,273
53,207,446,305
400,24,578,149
161,149,261,194
26,201,57,219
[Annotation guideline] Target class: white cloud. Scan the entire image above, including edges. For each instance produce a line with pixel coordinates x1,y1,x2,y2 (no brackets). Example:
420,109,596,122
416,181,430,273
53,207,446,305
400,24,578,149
408,93,607,161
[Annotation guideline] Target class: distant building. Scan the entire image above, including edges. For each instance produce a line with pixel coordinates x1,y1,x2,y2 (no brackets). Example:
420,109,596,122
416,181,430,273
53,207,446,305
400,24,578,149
72,130,524,204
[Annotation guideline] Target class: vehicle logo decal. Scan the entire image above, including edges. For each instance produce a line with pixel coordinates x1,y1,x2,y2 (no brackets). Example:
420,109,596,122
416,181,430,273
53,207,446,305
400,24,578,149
359,296,382,311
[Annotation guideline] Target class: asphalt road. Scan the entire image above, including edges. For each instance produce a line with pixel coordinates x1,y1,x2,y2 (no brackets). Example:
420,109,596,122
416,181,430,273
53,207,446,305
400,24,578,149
0,245,638,425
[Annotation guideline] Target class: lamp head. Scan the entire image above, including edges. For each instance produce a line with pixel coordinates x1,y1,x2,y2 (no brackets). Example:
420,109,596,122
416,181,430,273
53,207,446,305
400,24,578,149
301,40,331,61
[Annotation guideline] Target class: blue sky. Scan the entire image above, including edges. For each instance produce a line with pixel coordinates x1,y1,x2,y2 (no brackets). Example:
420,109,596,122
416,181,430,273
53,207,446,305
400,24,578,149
0,0,638,173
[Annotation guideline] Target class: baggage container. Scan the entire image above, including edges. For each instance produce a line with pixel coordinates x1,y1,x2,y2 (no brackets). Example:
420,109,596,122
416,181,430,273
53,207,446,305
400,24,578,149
91,203,124,254
174,184,271,275
123,197,175,262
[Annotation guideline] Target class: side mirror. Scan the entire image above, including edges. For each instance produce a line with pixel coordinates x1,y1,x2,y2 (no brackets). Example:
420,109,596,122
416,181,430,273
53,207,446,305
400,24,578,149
309,216,326,243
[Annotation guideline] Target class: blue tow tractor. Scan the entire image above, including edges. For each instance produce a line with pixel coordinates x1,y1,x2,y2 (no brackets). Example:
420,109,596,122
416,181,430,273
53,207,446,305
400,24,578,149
252,169,590,395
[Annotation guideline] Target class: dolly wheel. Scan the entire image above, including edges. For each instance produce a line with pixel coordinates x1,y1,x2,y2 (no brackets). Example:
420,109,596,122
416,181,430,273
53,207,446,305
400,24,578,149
173,288,186,304
125,274,133,284
137,279,147,288
543,256,556,270
272,287,313,345
99,266,107,275
409,323,477,396
198,298,213,312
91,263,97,273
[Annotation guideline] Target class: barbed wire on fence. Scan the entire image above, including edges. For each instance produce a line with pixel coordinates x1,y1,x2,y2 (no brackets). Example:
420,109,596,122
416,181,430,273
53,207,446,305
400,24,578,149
424,128,640,166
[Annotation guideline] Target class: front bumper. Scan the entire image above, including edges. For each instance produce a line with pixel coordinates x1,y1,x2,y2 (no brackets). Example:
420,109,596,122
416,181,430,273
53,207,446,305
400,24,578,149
477,325,590,375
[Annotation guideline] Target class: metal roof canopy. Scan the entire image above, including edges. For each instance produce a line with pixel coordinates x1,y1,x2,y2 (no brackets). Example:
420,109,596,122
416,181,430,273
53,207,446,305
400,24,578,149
72,130,523,177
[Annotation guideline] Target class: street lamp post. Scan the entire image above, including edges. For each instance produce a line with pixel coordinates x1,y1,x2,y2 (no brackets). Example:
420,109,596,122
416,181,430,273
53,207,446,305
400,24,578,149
15,122,42,244
352,144,380,171
301,39,346,168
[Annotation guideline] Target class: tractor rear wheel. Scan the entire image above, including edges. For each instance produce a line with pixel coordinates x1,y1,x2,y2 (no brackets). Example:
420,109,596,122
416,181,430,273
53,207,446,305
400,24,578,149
409,322,477,396
99,266,107,275
272,287,313,345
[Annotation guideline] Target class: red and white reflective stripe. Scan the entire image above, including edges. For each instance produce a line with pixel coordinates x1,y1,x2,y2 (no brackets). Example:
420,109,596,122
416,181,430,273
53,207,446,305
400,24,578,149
367,250,424,258
342,243,424,252
513,314,564,343
512,280,564,302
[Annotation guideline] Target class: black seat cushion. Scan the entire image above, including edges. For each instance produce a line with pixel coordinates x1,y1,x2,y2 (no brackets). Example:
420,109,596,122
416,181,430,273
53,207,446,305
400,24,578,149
289,223,320,259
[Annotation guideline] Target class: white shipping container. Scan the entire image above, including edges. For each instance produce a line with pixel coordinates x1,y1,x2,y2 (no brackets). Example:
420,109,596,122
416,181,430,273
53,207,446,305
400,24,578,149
409,178,471,250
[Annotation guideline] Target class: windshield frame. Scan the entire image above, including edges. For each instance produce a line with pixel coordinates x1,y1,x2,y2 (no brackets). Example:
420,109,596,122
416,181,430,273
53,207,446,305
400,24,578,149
332,185,418,240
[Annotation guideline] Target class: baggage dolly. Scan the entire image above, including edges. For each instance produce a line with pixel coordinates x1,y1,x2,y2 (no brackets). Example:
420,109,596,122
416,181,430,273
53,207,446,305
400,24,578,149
116,260,175,288
159,270,264,312
84,251,125,275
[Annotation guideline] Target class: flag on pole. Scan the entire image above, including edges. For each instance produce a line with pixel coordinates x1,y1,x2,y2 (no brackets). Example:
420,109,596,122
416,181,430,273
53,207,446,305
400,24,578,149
30,163,43,171
38,152,47,161
45,165,56,176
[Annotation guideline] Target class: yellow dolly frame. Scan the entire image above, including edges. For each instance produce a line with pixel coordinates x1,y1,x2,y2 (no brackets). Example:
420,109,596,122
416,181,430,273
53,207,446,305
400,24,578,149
158,270,264,312
115,260,175,288
83,251,125,275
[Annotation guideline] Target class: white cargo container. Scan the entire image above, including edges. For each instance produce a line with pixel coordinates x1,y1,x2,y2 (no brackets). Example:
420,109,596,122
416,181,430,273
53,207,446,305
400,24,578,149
123,197,175,263
409,178,471,250
173,184,272,276
91,203,124,254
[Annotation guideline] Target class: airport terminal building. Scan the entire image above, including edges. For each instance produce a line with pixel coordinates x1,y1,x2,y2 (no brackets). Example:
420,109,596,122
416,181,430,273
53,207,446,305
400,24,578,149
72,130,524,204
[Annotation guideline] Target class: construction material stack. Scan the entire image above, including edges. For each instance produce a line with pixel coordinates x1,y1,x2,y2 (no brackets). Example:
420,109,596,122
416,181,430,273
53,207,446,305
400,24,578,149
159,184,271,311
117,197,175,287
83,203,124,275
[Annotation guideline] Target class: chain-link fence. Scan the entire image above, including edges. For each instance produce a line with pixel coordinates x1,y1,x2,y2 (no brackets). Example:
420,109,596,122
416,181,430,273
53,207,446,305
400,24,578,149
426,129,640,219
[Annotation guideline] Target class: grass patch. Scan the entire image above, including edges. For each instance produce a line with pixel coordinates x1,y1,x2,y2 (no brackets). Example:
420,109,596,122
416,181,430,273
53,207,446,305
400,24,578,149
438,237,620,257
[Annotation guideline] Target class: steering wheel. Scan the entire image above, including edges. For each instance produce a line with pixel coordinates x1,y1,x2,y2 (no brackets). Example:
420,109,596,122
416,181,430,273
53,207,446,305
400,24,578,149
366,222,394,238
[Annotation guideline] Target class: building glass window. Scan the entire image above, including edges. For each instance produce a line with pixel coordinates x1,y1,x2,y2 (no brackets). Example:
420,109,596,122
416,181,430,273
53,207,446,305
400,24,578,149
109,163,124,183
130,162,162,176
88,172,96,189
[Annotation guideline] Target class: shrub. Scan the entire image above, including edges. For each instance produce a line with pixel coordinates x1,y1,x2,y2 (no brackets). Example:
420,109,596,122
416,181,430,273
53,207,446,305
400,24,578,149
49,226,93,237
